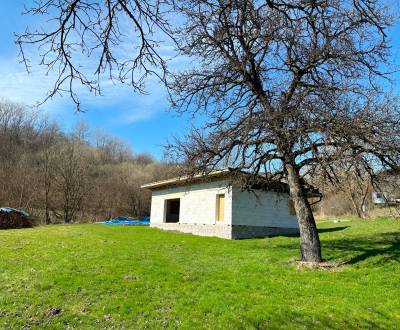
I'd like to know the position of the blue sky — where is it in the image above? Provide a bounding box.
[0,0,192,158]
[0,1,399,159]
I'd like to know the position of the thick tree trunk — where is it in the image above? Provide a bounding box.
[286,163,322,262]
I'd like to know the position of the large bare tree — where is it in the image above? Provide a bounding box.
[17,0,399,261]
[166,0,400,262]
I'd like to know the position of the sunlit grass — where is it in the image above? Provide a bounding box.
[0,218,399,329]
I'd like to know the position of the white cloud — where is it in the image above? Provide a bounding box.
[0,9,192,125]
[0,57,52,106]
[0,51,170,123]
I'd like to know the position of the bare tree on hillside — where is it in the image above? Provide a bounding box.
[39,123,61,224]
[0,101,43,208]
[166,1,400,262]
[336,168,373,219]
[0,100,171,222]
[309,162,373,219]
[94,129,134,163]
[53,141,94,223]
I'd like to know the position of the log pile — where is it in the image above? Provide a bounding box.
[0,210,34,229]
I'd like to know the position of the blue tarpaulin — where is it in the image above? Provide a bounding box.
[0,207,30,217]
[102,216,150,226]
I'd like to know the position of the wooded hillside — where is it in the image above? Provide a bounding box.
[0,101,174,223]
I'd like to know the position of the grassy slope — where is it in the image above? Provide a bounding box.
[0,218,399,329]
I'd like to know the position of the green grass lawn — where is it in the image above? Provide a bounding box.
[0,218,399,329]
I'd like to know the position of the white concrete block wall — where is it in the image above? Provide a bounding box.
[150,179,232,225]
[231,187,298,228]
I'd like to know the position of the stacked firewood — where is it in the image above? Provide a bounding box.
[0,211,34,229]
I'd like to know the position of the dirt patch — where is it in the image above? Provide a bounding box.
[45,308,63,317]
[294,260,345,271]
[123,274,138,281]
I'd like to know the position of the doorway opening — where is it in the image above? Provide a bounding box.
[165,199,180,223]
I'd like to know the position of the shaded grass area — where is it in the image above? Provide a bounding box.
[0,218,399,329]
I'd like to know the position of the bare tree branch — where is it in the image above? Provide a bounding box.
[166,0,399,262]
[16,0,174,110]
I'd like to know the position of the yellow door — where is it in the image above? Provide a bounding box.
[288,199,296,215]
[217,194,225,221]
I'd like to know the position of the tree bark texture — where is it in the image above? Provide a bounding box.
[286,163,322,262]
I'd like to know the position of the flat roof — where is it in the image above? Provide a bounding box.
[140,168,232,190]
[141,168,322,198]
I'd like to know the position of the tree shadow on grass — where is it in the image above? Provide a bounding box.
[268,226,350,239]
[318,226,350,233]
[323,231,400,265]
[271,228,400,266]
[250,307,393,330]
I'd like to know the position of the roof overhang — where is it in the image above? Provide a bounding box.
[140,168,232,190]
[141,167,322,198]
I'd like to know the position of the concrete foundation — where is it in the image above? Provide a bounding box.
[150,223,299,239]
[151,223,232,239]
[231,225,299,239]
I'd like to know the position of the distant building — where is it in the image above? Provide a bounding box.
[371,191,390,205]
[372,170,400,205]
[141,169,301,239]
